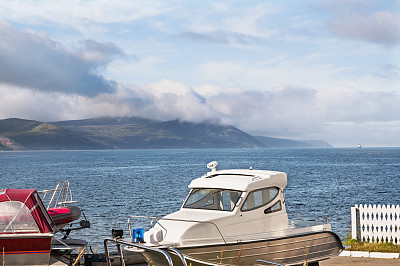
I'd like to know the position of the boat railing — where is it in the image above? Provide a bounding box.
[39,180,76,209]
[104,238,282,266]
[104,238,188,266]
[167,247,188,266]
[288,214,329,225]
[127,215,227,244]
[255,259,285,266]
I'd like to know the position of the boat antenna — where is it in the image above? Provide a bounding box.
[207,161,218,172]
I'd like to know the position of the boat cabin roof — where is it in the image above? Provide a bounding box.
[188,169,287,192]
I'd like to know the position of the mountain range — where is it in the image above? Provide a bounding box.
[0,117,332,150]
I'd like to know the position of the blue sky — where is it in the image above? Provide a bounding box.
[0,0,399,147]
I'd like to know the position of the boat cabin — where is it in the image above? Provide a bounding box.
[0,188,54,234]
[0,189,55,265]
[145,162,289,247]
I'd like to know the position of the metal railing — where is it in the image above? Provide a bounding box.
[255,259,285,266]
[104,238,188,266]
[167,248,188,266]
[39,180,76,209]
[127,215,227,244]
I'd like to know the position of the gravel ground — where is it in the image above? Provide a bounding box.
[320,256,400,266]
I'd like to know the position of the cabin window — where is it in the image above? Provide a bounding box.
[0,201,39,233]
[183,189,242,211]
[241,187,279,212]
[264,200,282,214]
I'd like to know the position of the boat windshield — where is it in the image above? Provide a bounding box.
[0,201,39,233]
[183,189,242,211]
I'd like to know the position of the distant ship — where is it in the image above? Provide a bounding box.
[357,144,362,148]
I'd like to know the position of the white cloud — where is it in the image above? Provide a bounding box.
[0,0,175,28]
[179,2,281,46]
[0,21,122,96]
[195,84,243,98]
[0,85,83,121]
[197,60,350,90]
[221,3,278,39]
[329,11,400,46]
[319,0,400,46]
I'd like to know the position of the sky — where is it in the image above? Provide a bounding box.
[0,0,399,147]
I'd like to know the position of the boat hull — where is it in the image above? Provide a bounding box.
[48,205,81,229]
[0,234,53,265]
[141,231,343,266]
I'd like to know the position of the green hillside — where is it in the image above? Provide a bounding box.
[253,136,332,148]
[0,118,106,150]
[0,117,333,150]
[54,117,264,149]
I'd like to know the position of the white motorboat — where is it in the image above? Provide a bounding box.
[114,161,343,266]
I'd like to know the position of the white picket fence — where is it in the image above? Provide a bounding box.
[351,204,400,244]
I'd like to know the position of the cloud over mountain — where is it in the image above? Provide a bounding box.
[1,76,399,146]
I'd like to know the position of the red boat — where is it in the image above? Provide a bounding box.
[40,181,82,229]
[48,206,81,228]
[0,188,55,265]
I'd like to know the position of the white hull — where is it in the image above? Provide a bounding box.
[139,231,342,266]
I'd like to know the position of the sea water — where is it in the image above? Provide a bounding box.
[1,148,399,250]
